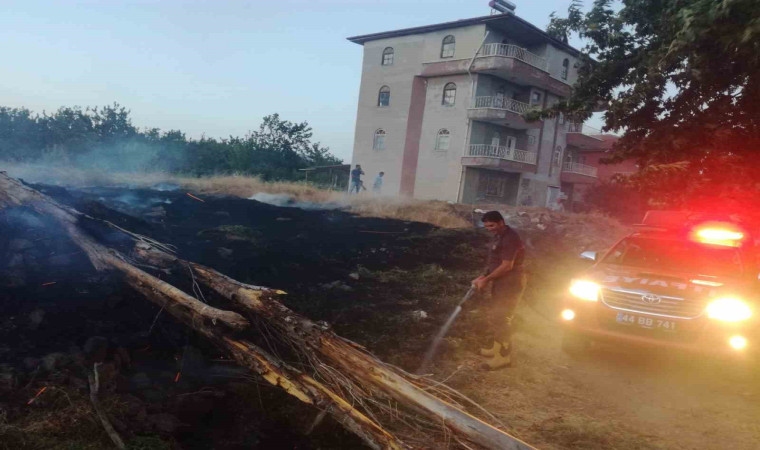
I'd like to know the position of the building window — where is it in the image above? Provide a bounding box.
[483,174,504,197]
[435,129,450,151]
[554,146,563,166]
[442,82,456,106]
[559,113,565,125]
[531,92,542,105]
[528,135,536,145]
[561,58,569,80]
[378,86,390,107]
[441,35,455,58]
[382,47,394,66]
[373,129,386,150]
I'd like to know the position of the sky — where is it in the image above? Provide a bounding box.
[0,0,589,162]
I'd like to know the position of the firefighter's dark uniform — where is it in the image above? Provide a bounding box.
[479,225,526,369]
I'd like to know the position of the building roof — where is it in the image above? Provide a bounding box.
[346,13,581,56]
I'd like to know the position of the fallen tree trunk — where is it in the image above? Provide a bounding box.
[135,244,533,450]
[0,172,533,449]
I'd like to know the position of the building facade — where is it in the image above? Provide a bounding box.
[562,125,638,210]
[348,13,589,207]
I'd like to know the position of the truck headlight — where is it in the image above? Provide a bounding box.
[706,297,752,322]
[569,280,600,302]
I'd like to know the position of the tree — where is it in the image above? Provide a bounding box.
[545,0,760,208]
[0,105,343,181]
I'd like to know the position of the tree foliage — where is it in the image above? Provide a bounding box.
[546,0,760,208]
[0,105,342,182]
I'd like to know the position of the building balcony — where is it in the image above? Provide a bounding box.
[461,144,538,172]
[566,123,605,150]
[479,43,548,71]
[473,44,571,97]
[467,96,541,129]
[561,161,598,184]
[420,44,572,97]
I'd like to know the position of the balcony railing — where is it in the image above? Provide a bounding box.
[471,96,533,114]
[563,161,598,177]
[567,122,602,136]
[468,144,538,164]
[478,43,548,72]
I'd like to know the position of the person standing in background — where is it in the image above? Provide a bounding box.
[373,172,384,194]
[350,165,364,194]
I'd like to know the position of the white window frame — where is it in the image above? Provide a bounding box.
[373,129,386,150]
[382,47,394,66]
[442,82,456,106]
[441,35,455,58]
[378,86,390,107]
[435,129,450,151]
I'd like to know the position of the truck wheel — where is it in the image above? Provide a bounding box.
[562,330,590,356]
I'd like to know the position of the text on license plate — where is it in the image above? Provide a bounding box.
[616,312,677,331]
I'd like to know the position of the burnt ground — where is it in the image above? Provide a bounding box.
[0,183,490,449]
[4,183,760,450]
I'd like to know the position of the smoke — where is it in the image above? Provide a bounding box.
[249,192,346,211]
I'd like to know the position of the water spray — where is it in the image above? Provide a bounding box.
[417,286,476,374]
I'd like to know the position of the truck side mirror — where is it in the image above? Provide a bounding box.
[580,251,597,262]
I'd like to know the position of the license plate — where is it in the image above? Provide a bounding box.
[616,312,677,331]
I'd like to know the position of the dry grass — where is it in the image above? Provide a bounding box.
[1,164,472,228]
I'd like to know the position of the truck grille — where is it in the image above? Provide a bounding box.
[601,288,707,319]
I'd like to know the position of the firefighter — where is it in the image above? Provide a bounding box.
[471,211,526,370]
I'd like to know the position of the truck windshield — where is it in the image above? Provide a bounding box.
[602,237,743,277]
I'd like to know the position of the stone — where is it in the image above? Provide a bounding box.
[411,310,429,320]
[348,272,360,280]
[217,247,233,258]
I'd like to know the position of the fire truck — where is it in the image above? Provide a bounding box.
[561,211,760,356]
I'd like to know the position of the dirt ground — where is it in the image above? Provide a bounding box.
[3,183,760,449]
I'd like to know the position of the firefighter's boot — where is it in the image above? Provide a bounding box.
[479,342,512,370]
[479,340,498,357]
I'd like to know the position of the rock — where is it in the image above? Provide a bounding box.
[147,413,184,434]
[348,272,360,280]
[275,217,292,221]
[411,310,429,320]
[213,211,230,217]
[84,336,109,362]
[217,247,233,258]
[28,308,45,330]
[536,223,547,231]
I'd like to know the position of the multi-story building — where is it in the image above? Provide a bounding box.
[347,11,588,207]
[562,124,638,209]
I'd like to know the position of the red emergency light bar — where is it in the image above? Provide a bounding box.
[690,222,746,247]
